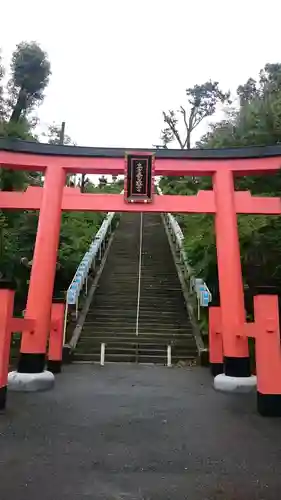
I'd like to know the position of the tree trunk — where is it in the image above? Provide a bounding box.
[9,88,27,123]
[81,174,87,193]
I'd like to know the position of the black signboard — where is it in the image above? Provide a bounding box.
[124,153,154,203]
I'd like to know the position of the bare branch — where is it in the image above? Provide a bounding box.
[159,80,231,149]
[163,111,184,148]
[180,106,190,148]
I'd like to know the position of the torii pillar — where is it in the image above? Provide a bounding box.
[213,168,253,390]
[8,164,66,390]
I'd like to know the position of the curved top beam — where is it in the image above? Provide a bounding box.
[1,137,281,160]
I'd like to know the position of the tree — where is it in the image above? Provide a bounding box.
[160,62,281,334]
[0,42,50,191]
[0,50,5,119]
[160,81,231,149]
[237,63,281,106]
[0,42,50,286]
[45,122,73,145]
[44,123,89,192]
[8,41,51,123]
[237,78,258,104]
[44,122,77,187]
[0,42,108,315]
[98,175,107,188]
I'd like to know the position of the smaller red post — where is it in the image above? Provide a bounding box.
[47,303,65,374]
[254,295,281,416]
[0,288,15,409]
[209,306,224,376]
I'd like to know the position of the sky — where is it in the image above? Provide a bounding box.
[1,0,281,149]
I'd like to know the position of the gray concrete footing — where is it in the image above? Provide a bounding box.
[214,373,257,393]
[8,371,55,392]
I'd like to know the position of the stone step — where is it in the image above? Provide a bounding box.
[75,347,197,357]
[94,291,183,297]
[84,316,189,324]
[94,287,182,293]
[85,309,188,317]
[74,353,196,363]
[99,274,181,280]
[76,346,197,356]
[84,317,188,326]
[91,300,185,307]
[82,324,192,333]
[82,325,192,333]
[78,335,196,344]
[90,305,186,311]
[85,309,187,317]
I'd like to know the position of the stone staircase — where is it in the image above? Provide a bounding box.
[74,212,198,364]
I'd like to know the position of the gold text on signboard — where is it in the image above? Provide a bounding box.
[135,162,144,193]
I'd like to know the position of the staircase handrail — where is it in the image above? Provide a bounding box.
[66,190,123,307]
[66,211,115,306]
[157,185,212,309]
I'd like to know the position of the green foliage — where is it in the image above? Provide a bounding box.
[44,122,74,145]
[8,41,51,123]
[56,182,122,295]
[57,211,103,289]
[237,63,281,104]
[0,50,5,118]
[161,62,281,310]
[0,210,39,307]
[0,181,121,304]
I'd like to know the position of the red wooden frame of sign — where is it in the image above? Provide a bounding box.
[124,152,155,203]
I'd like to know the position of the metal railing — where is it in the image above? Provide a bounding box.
[157,185,212,319]
[63,209,119,342]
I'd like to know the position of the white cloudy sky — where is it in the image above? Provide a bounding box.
[1,0,281,148]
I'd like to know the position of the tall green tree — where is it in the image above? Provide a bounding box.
[0,50,5,119]
[0,42,50,285]
[0,42,50,191]
[160,81,231,149]
[237,63,281,104]
[8,41,51,123]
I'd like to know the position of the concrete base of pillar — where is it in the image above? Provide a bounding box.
[214,373,257,393]
[8,370,55,392]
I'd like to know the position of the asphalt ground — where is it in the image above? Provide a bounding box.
[0,364,281,500]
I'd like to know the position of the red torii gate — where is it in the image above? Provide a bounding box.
[0,139,281,416]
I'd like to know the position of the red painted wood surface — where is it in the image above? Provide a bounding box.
[1,187,281,214]
[214,169,249,359]
[254,295,281,395]
[208,307,223,364]
[48,303,65,362]
[0,290,14,387]
[20,165,66,355]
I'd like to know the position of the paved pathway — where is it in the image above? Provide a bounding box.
[0,364,281,499]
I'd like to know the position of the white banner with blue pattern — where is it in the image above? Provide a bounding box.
[66,211,115,305]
